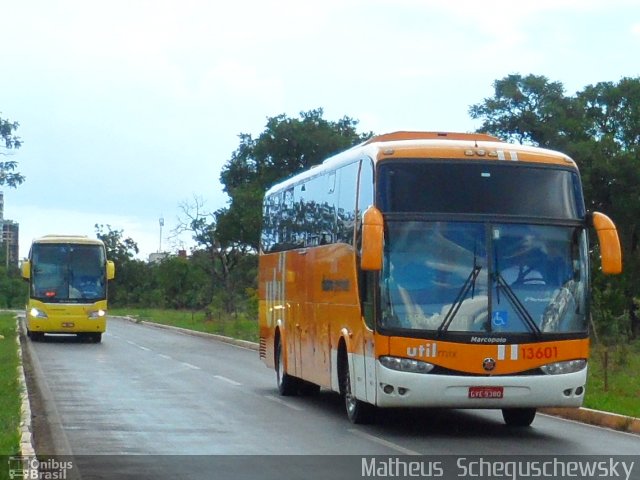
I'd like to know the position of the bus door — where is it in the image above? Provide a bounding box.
[361,324,377,404]
[359,158,377,404]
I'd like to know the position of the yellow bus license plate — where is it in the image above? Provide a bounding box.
[62,322,75,328]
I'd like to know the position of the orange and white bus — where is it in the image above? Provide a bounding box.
[258,132,621,426]
[22,235,115,343]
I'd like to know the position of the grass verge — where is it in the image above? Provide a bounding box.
[109,308,258,343]
[0,313,21,455]
[109,308,639,418]
[585,341,640,418]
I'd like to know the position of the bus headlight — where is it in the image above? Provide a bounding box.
[540,359,587,375]
[29,308,48,319]
[88,309,106,319]
[380,356,435,374]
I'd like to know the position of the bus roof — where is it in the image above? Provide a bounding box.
[31,235,105,246]
[265,131,577,196]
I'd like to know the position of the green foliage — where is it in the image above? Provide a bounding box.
[0,112,25,187]
[95,224,144,307]
[156,255,209,309]
[469,74,578,149]
[0,244,28,308]
[110,307,259,342]
[471,74,640,342]
[219,108,371,250]
[586,341,640,417]
[0,314,20,455]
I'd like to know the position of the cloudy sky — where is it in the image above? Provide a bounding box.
[1,0,639,259]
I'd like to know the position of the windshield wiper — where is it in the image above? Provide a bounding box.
[493,271,542,337]
[492,238,542,337]
[438,260,482,335]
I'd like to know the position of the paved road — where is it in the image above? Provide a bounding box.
[23,317,640,478]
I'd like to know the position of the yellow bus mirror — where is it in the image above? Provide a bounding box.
[107,260,116,280]
[592,212,622,275]
[361,206,384,271]
[21,260,31,280]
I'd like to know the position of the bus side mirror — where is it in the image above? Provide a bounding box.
[107,261,116,280]
[361,206,384,271]
[21,260,31,280]
[592,212,622,275]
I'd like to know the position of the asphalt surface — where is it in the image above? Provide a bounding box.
[22,317,640,479]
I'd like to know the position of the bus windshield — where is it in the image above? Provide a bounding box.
[378,161,584,219]
[31,244,107,303]
[380,221,589,335]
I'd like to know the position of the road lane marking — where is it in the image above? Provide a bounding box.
[125,340,151,352]
[158,354,172,360]
[213,375,242,386]
[347,429,421,455]
[181,362,201,370]
[264,395,305,411]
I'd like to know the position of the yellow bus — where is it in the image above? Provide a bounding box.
[258,131,622,426]
[22,235,115,343]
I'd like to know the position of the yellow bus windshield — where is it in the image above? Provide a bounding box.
[31,244,107,303]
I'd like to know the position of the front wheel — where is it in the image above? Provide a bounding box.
[340,352,375,424]
[29,331,44,342]
[275,338,299,396]
[502,408,536,427]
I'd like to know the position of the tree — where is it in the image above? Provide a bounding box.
[174,196,250,314]
[0,112,25,187]
[156,255,209,310]
[469,74,579,149]
[576,78,640,338]
[219,108,372,250]
[95,224,141,306]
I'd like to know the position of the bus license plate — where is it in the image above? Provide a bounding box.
[469,386,503,399]
[62,322,74,328]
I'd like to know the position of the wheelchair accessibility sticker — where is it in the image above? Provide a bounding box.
[492,310,509,328]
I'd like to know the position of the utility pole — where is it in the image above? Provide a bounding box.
[159,217,164,253]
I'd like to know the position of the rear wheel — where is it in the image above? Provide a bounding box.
[275,337,299,396]
[502,408,536,427]
[339,349,375,424]
[92,333,102,343]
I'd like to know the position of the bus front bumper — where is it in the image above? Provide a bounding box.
[27,316,106,334]
[375,362,586,409]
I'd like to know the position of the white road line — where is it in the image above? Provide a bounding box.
[264,395,305,412]
[181,362,201,370]
[125,340,150,352]
[347,429,422,456]
[158,354,172,360]
[213,375,242,386]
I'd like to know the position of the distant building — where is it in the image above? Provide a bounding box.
[148,252,169,264]
[0,192,20,269]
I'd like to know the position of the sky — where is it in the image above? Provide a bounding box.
[1,0,639,260]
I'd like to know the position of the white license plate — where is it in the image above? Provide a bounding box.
[468,386,504,399]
